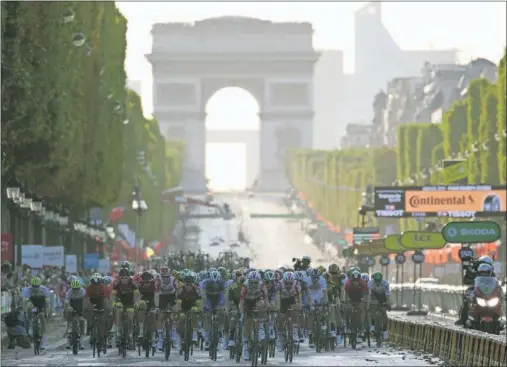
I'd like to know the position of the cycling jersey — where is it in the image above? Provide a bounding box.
[65,288,86,313]
[344,279,368,302]
[22,286,50,310]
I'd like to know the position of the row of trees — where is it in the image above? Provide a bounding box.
[286,50,506,232]
[1,2,184,239]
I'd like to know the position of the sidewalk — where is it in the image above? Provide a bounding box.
[1,315,69,357]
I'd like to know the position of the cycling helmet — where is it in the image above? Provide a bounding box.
[208,267,217,273]
[102,276,111,286]
[328,263,339,274]
[217,267,227,277]
[351,271,361,280]
[209,270,221,282]
[318,265,326,274]
[93,272,101,278]
[372,272,383,281]
[361,273,370,282]
[142,270,153,280]
[478,255,493,266]
[310,268,320,278]
[247,271,261,282]
[477,263,493,275]
[264,270,276,282]
[183,272,196,284]
[31,277,41,287]
[294,270,305,282]
[121,261,130,269]
[338,272,347,281]
[160,266,169,275]
[90,275,101,285]
[71,279,81,289]
[283,272,295,282]
[302,256,311,262]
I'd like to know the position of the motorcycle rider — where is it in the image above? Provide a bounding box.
[456,255,495,325]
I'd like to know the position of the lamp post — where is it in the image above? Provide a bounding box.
[132,181,148,269]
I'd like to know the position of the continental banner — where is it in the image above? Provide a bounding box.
[384,234,406,252]
[400,231,447,250]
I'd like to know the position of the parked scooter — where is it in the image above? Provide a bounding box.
[466,276,502,334]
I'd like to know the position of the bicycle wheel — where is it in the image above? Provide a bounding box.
[33,318,40,356]
[375,312,382,348]
[72,319,79,355]
[164,320,172,361]
[92,323,96,357]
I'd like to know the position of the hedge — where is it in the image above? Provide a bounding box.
[286,49,506,232]
[1,2,184,235]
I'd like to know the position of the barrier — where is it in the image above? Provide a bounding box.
[388,314,507,366]
[390,283,507,314]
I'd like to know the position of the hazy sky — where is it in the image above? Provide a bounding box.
[117,1,506,115]
[116,1,506,190]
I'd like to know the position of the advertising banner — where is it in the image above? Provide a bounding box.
[352,227,380,245]
[441,221,501,243]
[98,258,110,275]
[384,234,406,252]
[374,185,506,218]
[1,233,13,262]
[400,231,447,249]
[42,246,65,267]
[367,238,391,255]
[21,245,44,268]
[65,255,77,273]
[83,253,100,270]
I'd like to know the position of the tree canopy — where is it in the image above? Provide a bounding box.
[286,50,506,233]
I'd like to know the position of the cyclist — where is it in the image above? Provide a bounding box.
[368,271,391,341]
[276,271,302,352]
[21,277,50,350]
[64,278,86,350]
[84,274,111,337]
[225,272,245,350]
[111,267,140,346]
[239,270,267,361]
[156,266,178,350]
[263,270,280,342]
[176,271,201,349]
[344,271,368,342]
[200,269,226,351]
[323,271,340,343]
[305,268,328,348]
[137,270,159,349]
[327,263,343,344]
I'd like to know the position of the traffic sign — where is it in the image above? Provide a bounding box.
[367,257,376,267]
[458,247,475,261]
[395,253,406,265]
[380,255,390,266]
[385,234,405,251]
[441,221,501,243]
[400,231,446,249]
[412,251,425,264]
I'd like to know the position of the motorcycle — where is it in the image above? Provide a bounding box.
[466,276,502,334]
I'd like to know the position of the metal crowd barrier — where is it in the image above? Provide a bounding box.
[390,283,507,315]
[388,314,507,366]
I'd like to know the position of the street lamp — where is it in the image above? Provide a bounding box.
[63,9,75,23]
[132,182,148,268]
[72,33,86,47]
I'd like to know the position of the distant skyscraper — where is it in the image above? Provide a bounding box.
[128,80,142,96]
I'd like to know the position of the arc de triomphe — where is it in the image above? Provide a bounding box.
[146,16,319,193]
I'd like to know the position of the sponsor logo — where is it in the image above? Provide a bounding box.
[408,194,473,208]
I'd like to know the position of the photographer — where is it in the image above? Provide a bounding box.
[456,255,496,325]
[292,256,311,272]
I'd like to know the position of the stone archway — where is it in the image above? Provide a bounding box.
[147,16,319,192]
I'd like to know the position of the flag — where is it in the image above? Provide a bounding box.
[109,206,126,221]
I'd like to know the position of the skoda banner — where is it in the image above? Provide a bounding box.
[400,231,447,249]
[441,221,501,243]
